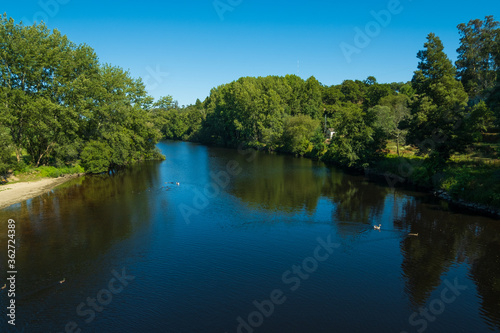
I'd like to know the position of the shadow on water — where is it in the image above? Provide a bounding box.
[222,147,500,331]
[0,162,163,330]
[227,152,327,214]
[1,141,500,332]
[395,190,500,330]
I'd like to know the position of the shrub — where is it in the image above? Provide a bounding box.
[81,141,113,174]
[37,164,85,178]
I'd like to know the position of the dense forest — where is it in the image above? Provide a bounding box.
[0,14,499,206]
[153,16,499,167]
[0,14,163,175]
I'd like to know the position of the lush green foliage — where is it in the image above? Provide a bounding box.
[323,103,383,167]
[376,94,411,156]
[441,164,500,207]
[0,15,162,174]
[165,75,400,166]
[456,16,500,127]
[2,12,498,196]
[201,75,322,150]
[154,17,498,169]
[409,33,470,162]
[151,98,205,142]
[150,15,499,211]
[0,125,13,177]
[456,16,499,101]
[37,164,85,178]
[280,114,320,156]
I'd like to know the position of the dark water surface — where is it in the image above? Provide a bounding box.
[1,141,500,333]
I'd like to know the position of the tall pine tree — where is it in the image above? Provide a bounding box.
[456,16,499,102]
[409,33,470,162]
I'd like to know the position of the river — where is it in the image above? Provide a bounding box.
[1,140,499,332]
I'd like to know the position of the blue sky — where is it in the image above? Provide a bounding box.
[4,0,499,105]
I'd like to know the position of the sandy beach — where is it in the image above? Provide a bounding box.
[0,176,80,210]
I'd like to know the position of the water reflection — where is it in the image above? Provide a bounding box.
[467,224,500,329]
[220,147,500,331]
[325,170,392,242]
[0,142,499,332]
[228,152,327,213]
[398,197,500,330]
[0,163,161,330]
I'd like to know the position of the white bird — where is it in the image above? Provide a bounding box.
[373,224,381,230]
[176,182,180,186]
[59,278,66,284]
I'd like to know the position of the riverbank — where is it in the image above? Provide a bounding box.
[0,175,82,210]
[190,140,500,218]
[363,155,500,218]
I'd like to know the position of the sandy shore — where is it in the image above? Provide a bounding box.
[0,175,80,210]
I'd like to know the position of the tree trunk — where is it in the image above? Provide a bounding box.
[35,143,55,167]
[15,148,21,163]
[396,135,400,156]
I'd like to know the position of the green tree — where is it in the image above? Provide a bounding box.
[399,83,416,98]
[456,16,499,101]
[365,81,394,108]
[322,85,344,106]
[340,80,365,104]
[487,27,500,125]
[466,101,495,141]
[377,94,411,155]
[80,140,112,174]
[83,64,161,170]
[0,125,13,178]
[0,15,91,165]
[300,76,323,119]
[0,15,163,173]
[280,114,320,156]
[324,102,383,167]
[153,95,175,110]
[409,33,470,161]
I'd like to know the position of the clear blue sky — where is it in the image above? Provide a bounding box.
[4,0,499,105]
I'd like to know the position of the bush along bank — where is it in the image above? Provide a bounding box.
[366,155,500,217]
[147,15,500,217]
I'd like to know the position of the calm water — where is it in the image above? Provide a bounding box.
[1,141,500,333]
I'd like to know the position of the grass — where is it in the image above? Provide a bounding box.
[372,154,434,187]
[441,163,500,208]
[37,165,85,178]
[8,163,85,184]
[373,140,500,209]
[384,142,418,157]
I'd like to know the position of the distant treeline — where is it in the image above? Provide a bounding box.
[0,14,163,175]
[153,15,499,168]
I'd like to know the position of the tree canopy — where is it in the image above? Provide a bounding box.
[159,16,498,168]
[1,14,498,176]
[0,15,163,174]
